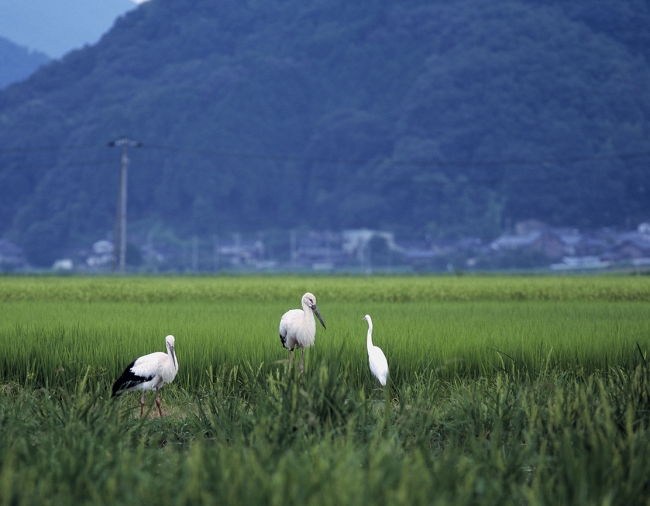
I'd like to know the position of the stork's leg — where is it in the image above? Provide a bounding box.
[299,348,305,374]
[155,388,163,417]
[288,349,293,368]
[140,390,146,417]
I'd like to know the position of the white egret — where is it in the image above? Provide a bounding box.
[363,315,388,386]
[111,334,178,417]
[279,292,326,372]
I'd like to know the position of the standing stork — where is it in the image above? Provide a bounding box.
[279,292,326,373]
[363,315,388,386]
[112,334,178,417]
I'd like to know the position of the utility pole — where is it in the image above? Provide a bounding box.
[109,136,141,273]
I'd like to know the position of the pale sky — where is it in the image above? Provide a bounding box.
[0,0,144,58]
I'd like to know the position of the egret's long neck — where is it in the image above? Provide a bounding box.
[366,323,374,352]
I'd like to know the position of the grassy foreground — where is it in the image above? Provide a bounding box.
[1,275,650,505]
[2,361,650,505]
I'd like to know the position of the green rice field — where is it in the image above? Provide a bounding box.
[1,275,649,388]
[1,275,650,505]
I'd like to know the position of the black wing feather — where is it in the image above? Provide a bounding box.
[111,359,155,397]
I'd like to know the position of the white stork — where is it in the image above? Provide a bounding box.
[111,334,178,417]
[363,315,388,386]
[279,292,326,373]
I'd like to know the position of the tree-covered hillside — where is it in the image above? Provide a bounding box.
[1,0,649,265]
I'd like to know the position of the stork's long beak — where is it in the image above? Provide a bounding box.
[312,305,326,329]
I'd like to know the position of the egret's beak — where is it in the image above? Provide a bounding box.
[312,305,326,329]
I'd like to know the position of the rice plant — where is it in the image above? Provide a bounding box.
[1,274,649,303]
[2,358,650,505]
[1,297,649,391]
[1,276,650,505]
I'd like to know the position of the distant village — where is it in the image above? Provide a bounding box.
[2,219,650,274]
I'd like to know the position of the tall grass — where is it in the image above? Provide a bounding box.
[2,276,650,504]
[1,358,650,505]
[1,298,649,391]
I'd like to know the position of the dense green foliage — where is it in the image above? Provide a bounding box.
[0,0,649,264]
[2,359,650,504]
[1,276,650,504]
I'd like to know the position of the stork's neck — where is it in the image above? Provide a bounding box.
[302,300,314,323]
[168,345,178,371]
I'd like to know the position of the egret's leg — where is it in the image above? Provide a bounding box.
[299,348,305,374]
[155,388,163,417]
[140,391,146,417]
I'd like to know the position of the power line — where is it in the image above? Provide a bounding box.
[0,159,640,187]
[0,142,647,192]
[0,160,114,170]
[1,142,649,168]
[0,144,102,153]
[141,143,650,168]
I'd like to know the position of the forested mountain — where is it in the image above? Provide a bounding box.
[0,37,49,89]
[1,0,649,265]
